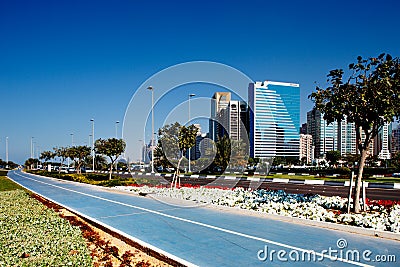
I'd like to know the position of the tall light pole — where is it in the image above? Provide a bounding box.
[188,93,195,173]
[147,86,155,173]
[115,120,120,171]
[5,137,9,169]
[30,137,34,159]
[115,121,120,139]
[138,139,144,164]
[71,133,74,146]
[90,119,95,172]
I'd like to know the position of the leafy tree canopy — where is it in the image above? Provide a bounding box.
[309,53,400,212]
[95,138,126,179]
[325,150,341,167]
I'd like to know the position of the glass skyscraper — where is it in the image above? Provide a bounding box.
[307,108,338,158]
[248,81,300,158]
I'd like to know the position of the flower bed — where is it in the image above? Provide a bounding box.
[115,185,400,233]
[0,190,92,266]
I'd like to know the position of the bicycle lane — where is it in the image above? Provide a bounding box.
[7,170,400,267]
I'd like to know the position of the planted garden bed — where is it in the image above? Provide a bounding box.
[0,190,92,266]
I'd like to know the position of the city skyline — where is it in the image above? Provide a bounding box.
[1,0,400,164]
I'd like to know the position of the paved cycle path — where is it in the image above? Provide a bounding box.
[7,170,400,266]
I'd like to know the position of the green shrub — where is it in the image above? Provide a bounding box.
[85,173,110,181]
[70,174,89,183]
[99,179,123,187]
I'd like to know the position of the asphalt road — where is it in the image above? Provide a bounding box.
[7,170,400,267]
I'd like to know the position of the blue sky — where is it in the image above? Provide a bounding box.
[1,0,400,164]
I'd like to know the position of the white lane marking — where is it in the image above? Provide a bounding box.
[13,171,372,267]
[97,207,184,219]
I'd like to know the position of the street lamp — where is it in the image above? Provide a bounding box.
[70,133,74,146]
[30,137,34,159]
[147,86,155,173]
[115,121,120,139]
[115,120,120,171]
[90,119,95,172]
[5,137,8,169]
[188,93,195,173]
[138,139,144,164]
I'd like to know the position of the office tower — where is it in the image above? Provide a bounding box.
[210,92,248,142]
[376,122,391,160]
[392,126,400,154]
[299,134,313,164]
[248,81,300,158]
[300,123,307,135]
[338,117,357,157]
[210,92,231,141]
[307,108,338,158]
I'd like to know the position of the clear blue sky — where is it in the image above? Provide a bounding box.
[1,0,399,164]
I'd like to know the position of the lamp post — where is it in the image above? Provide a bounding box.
[71,133,74,146]
[30,137,34,159]
[5,137,8,169]
[147,86,155,173]
[90,119,95,172]
[188,93,195,173]
[138,139,144,164]
[115,121,120,139]
[115,121,120,171]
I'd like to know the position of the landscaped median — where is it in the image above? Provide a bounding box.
[115,185,400,234]
[0,189,92,266]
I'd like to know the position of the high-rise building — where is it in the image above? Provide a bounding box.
[248,81,300,158]
[300,123,307,134]
[392,126,400,155]
[210,92,231,141]
[307,108,338,158]
[210,92,248,143]
[376,122,391,160]
[338,117,357,157]
[299,134,313,164]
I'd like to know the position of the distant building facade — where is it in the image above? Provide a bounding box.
[248,81,300,158]
[307,108,338,158]
[210,92,231,142]
[392,126,400,155]
[376,122,391,160]
[210,92,248,142]
[299,134,313,164]
[338,117,357,157]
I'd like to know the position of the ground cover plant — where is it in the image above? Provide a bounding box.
[0,190,93,266]
[1,173,164,266]
[32,194,151,267]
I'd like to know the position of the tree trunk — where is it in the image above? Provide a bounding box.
[109,163,113,180]
[76,162,81,174]
[172,156,184,188]
[353,149,368,213]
